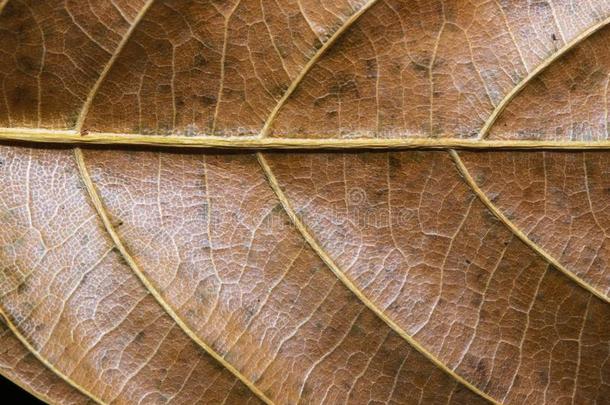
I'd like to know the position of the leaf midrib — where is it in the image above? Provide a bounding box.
[6,128,610,149]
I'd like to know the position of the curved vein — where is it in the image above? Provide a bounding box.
[450,149,609,304]
[259,0,381,137]
[478,15,610,139]
[0,327,75,405]
[71,6,272,403]
[256,152,499,405]
[0,0,8,16]
[0,308,103,404]
[73,148,273,405]
[0,371,56,405]
[75,0,157,132]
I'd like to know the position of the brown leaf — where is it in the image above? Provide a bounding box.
[0,319,93,404]
[488,30,610,141]
[0,1,608,404]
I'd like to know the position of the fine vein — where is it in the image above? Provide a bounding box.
[0,371,56,405]
[75,0,157,132]
[257,153,500,405]
[450,150,609,304]
[72,2,274,401]
[259,0,381,137]
[0,308,103,404]
[478,15,610,139]
[73,149,274,405]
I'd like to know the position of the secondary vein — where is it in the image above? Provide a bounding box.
[450,149,609,304]
[257,152,500,405]
[73,148,274,405]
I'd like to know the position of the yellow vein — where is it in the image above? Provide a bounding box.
[259,0,381,137]
[0,327,81,405]
[256,153,500,405]
[0,0,9,16]
[73,149,274,405]
[450,150,609,304]
[0,308,104,404]
[478,15,610,139]
[8,128,610,150]
[75,0,157,132]
[72,4,273,399]
[211,1,241,134]
[0,371,57,405]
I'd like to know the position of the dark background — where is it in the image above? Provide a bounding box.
[0,375,44,403]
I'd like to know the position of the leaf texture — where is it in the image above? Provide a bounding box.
[0,147,260,404]
[267,0,610,139]
[0,319,93,404]
[487,29,610,141]
[0,0,609,404]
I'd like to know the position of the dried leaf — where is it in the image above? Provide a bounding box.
[0,1,608,404]
[0,319,93,404]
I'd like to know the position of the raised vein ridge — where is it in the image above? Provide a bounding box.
[450,150,609,304]
[257,152,500,405]
[74,149,274,405]
[259,0,382,137]
[75,0,157,132]
[0,308,103,404]
[3,128,610,149]
[478,16,610,139]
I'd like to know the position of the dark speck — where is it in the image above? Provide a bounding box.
[389,155,402,171]
[17,280,28,294]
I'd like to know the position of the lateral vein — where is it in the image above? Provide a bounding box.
[450,150,609,304]
[478,15,610,139]
[75,0,157,132]
[259,0,381,137]
[0,307,104,404]
[73,148,274,405]
[257,152,500,405]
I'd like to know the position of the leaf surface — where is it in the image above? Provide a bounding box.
[0,1,609,404]
[0,319,92,404]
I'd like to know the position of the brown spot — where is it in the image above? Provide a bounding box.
[389,155,402,171]
[16,56,39,74]
[17,280,29,294]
